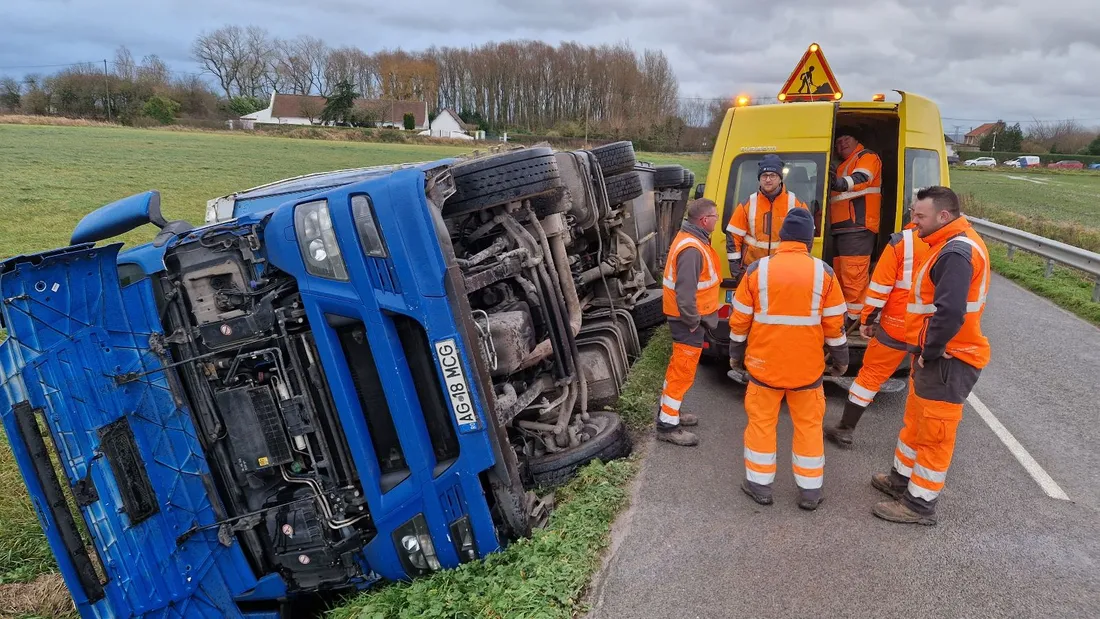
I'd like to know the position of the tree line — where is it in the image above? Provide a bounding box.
[0,24,706,148]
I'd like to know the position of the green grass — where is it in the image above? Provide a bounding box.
[951,167,1100,238]
[0,124,474,259]
[986,241,1100,326]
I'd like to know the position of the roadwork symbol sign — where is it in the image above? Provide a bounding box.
[778,43,842,102]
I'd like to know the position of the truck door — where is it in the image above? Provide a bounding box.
[705,102,838,281]
[0,244,261,618]
[897,91,949,229]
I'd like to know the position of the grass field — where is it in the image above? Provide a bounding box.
[949,167,1100,228]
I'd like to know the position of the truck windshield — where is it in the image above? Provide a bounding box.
[722,153,828,238]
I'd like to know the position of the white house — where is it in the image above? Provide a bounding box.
[240,92,429,130]
[419,108,483,140]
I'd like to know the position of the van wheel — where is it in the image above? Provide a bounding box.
[590,141,637,176]
[445,147,564,216]
[605,171,643,205]
[654,165,686,188]
[526,411,632,489]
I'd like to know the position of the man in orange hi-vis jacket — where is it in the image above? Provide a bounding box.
[657,198,722,447]
[728,207,849,510]
[725,154,810,285]
[871,186,990,526]
[824,221,930,449]
[829,133,883,326]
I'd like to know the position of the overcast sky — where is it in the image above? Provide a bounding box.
[2,0,1098,134]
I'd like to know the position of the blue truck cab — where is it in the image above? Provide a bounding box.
[0,143,694,617]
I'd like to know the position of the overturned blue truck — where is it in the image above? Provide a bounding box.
[0,142,695,617]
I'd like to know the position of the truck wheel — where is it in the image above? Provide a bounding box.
[680,170,696,190]
[445,147,563,216]
[527,411,632,489]
[605,171,643,205]
[590,141,637,176]
[629,292,665,330]
[654,165,686,188]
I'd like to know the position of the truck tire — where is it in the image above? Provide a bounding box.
[445,147,563,216]
[527,411,632,488]
[629,292,666,330]
[590,141,637,176]
[654,165,686,188]
[681,170,696,189]
[605,171,643,205]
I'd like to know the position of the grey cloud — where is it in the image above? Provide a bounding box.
[1,0,1098,126]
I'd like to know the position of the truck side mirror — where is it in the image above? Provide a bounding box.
[694,183,705,200]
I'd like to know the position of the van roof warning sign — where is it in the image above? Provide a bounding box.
[778,43,842,103]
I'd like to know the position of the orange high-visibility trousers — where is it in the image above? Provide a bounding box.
[892,369,964,513]
[833,255,871,319]
[658,342,703,426]
[743,382,826,492]
[847,336,908,407]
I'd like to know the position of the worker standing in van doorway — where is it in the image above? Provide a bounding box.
[725,154,810,286]
[829,133,883,327]
[657,198,723,447]
[824,221,930,448]
[728,208,849,510]
[871,186,990,526]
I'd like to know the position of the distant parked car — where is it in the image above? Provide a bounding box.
[1088,163,1100,170]
[1016,155,1041,168]
[1002,157,1021,168]
[1048,160,1084,169]
[964,157,997,167]
[947,153,960,164]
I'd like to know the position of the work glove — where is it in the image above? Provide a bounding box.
[859,323,876,339]
[728,261,743,284]
[831,176,848,192]
[827,361,848,377]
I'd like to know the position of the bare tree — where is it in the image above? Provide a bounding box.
[114,46,137,81]
[0,75,21,112]
[192,25,248,98]
[277,35,329,95]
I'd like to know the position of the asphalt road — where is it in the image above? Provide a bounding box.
[585,273,1100,619]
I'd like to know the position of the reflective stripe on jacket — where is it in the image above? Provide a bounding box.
[861,224,931,342]
[725,188,809,265]
[663,227,722,321]
[829,145,883,234]
[904,217,991,369]
[728,241,849,389]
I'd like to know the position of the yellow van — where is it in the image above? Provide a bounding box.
[695,91,951,369]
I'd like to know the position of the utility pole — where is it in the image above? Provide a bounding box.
[103,59,112,122]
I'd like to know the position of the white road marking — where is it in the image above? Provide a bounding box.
[1001,174,1047,185]
[967,392,1071,501]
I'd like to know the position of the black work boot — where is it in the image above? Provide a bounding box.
[825,401,867,449]
[678,412,698,427]
[871,472,908,500]
[741,479,773,505]
[872,499,937,526]
[798,488,824,511]
[656,424,698,447]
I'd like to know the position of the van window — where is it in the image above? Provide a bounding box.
[723,153,828,238]
[903,148,941,225]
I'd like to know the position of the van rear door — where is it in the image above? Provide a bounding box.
[705,101,837,284]
[897,91,948,228]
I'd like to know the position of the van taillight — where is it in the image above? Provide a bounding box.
[718,304,732,320]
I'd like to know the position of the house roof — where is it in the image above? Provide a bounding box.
[269,94,427,126]
[965,122,1003,139]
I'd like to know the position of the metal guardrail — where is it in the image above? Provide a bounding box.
[968,216,1100,303]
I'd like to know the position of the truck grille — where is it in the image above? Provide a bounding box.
[392,315,461,476]
[366,257,400,294]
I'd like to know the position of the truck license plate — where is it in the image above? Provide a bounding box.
[434,338,480,432]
